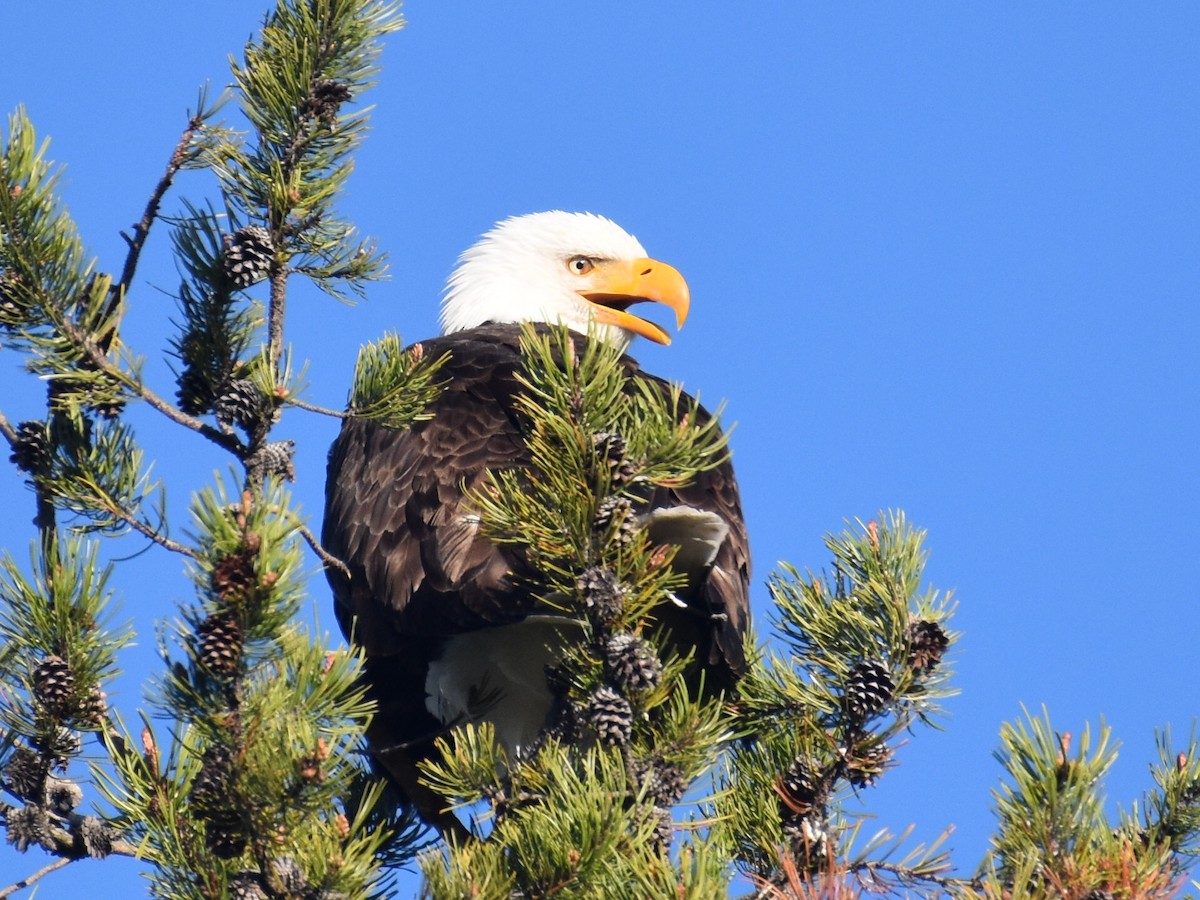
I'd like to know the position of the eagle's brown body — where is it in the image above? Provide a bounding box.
[322,323,749,820]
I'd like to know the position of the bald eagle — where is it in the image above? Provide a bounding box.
[322,212,750,828]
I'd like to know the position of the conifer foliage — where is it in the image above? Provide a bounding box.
[2,3,1199,898]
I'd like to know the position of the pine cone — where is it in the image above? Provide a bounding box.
[257,440,295,482]
[641,759,689,807]
[85,376,126,420]
[78,815,116,859]
[77,685,109,728]
[906,619,949,673]
[9,420,52,476]
[44,775,83,815]
[303,79,353,121]
[584,686,633,747]
[89,398,126,420]
[204,807,247,859]
[603,633,662,694]
[846,742,892,788]
[779,758,823,814]
[645,805,673,851]
[176,365,215,416]
[783,815,828,871]
[592,431,637,486]
[1180,781,1200,807]
[35,727,81,769]
[593,495,638,545]
[32,655,76,714]
[211,547,259,606]
[2,747,47,801]
[843,659,895,721]
[270,856,307,893]
[229,874,269,900]
[190,743,236,809]
[214,378,269,432]
[222,226,274,289]
[576,566,626,623]
[542,694,582,745]
[5,804,52,853]
[197,614,244,679]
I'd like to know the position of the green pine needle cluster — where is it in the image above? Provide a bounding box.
[963,708,1200,898]
[0,537,130,857]
[419,728,732,899]
[0,107,98,340]
[92,478,392,898]
[0,538,128,740]
[715,513,959,893]
[0,108,146,425]
[347,331,449,428]
[39,410,159,536]
[169,198,264,421]
[472,324,726,602]
[211,0,398,300]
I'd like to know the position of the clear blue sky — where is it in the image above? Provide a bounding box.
[1,2,1198,896]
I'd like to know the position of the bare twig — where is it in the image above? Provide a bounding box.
[284,396,348,418]
[741,852,978,900]
[0,856,73,898]
[267,266,287,378]
[0,409,18,447]
[850,860,978,893]
[112,114,204,311]
[100,497,196,558]
[297,521,349,579]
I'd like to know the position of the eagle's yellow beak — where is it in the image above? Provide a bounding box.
[580,257,690,345]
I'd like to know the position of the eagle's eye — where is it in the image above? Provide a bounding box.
[566,256,594,276]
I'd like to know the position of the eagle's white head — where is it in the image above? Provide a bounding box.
[440,211,690,349]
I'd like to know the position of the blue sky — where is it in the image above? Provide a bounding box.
[1,2,1198,895]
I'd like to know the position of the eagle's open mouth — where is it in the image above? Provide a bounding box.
[582,294,644,313]
[581,292,672,344]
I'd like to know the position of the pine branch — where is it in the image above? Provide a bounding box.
[282,395,348,418]
[2,5,410,895]
[0,800,138,861]
[113,99,220,313]
[0,855,72,898]
[346,333,447,427]
[267,265,287,380]
[53,315,245,456]
[970,708,1200,897]
[295,521,348,579]
[96,499,195,558]
[848,859,975,894]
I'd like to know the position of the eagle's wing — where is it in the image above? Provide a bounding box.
[662,452,751,679]
[323,326,537,658]
[634,372,751,684]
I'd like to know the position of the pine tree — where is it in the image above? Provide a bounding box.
[0,3,419,897]
[2,4,1199,899]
